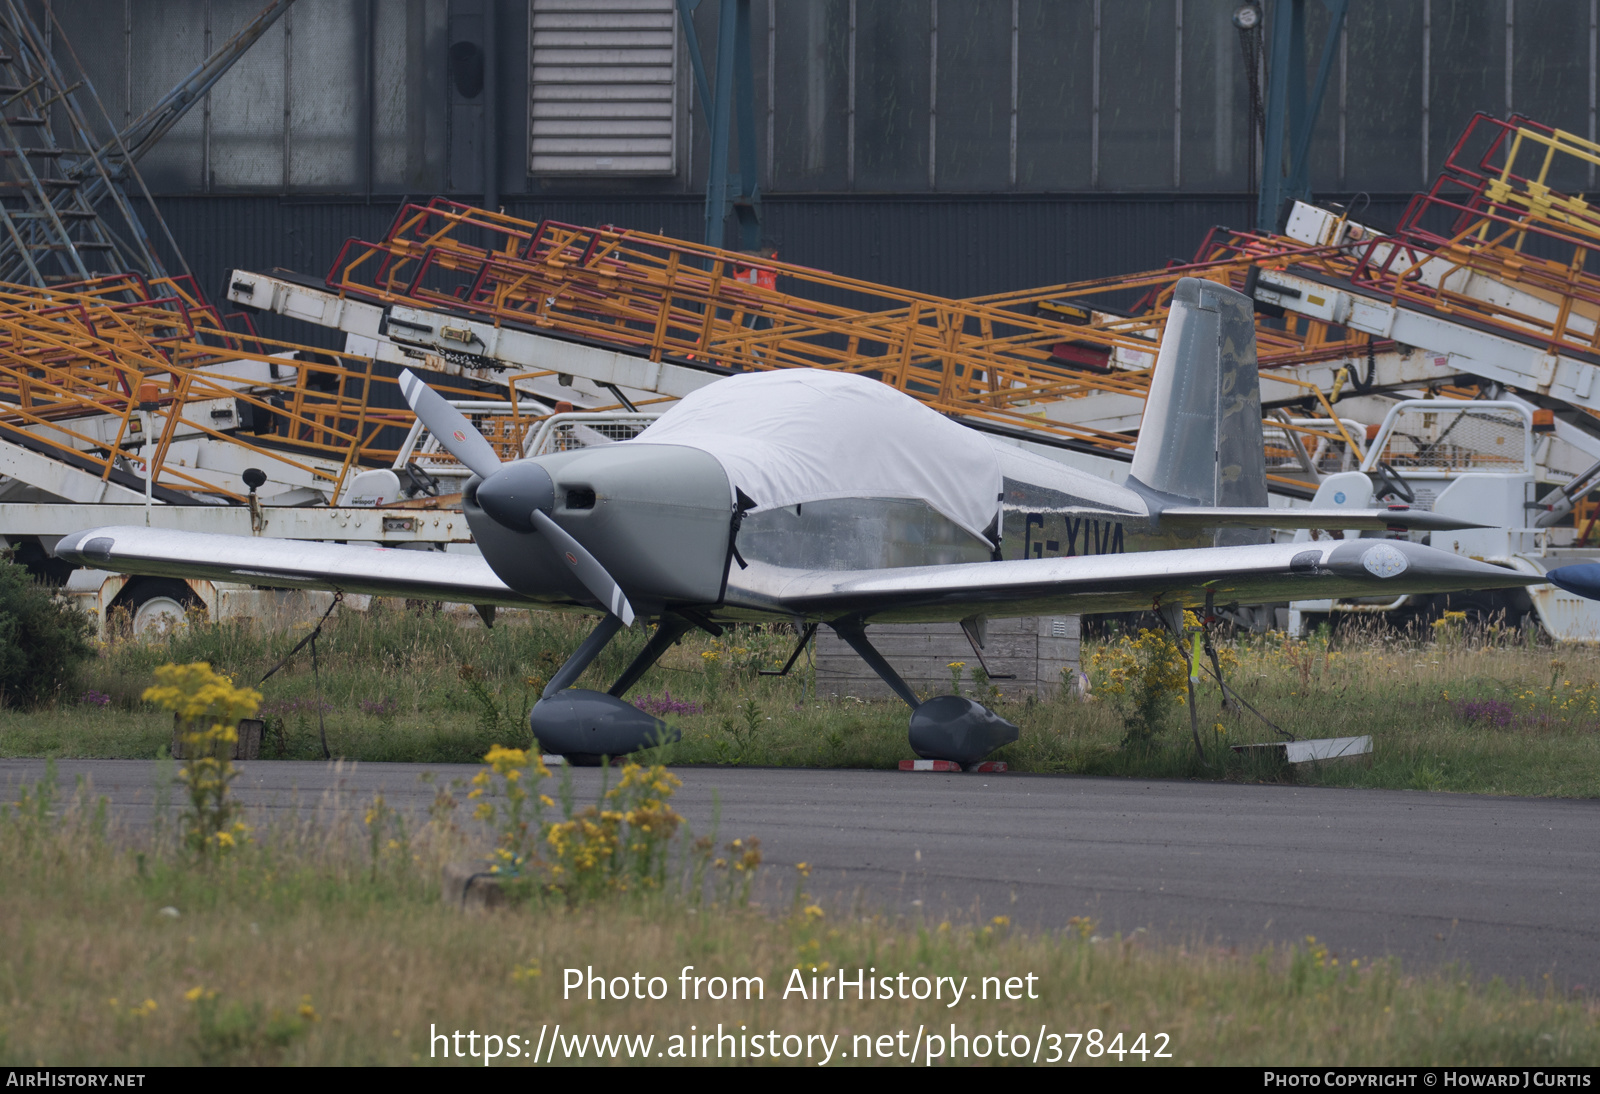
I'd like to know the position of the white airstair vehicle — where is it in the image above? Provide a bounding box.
[1288,400,1600,640]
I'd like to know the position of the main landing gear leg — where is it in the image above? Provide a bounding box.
[531,613,681,765]
[829,617,1018,766]
[830,617,921,708]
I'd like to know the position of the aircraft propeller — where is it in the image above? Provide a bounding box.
[397,369,636,626]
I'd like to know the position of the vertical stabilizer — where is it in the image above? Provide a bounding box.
[1127,277,1266,541]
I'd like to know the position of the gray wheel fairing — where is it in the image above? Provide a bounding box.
[908,696,1020,765]
[530,689,678,758]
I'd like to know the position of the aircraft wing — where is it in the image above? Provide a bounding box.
[762,538,1542,623]
[56,525,1551,628]
[1156,507,1486,532]
[54,526,540,608]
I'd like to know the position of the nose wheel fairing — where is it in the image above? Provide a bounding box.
[530,689,678,764]
[528,611,696,761]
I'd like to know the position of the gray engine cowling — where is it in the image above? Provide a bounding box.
[467,443,735,613]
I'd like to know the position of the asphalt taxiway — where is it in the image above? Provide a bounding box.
[4,759,1595,986]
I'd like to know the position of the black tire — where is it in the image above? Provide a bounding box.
[110,578,204,638]
[562,754,626,767]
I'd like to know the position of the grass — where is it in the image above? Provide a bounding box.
[3,764,1598,1067]
[4,603,1600,797]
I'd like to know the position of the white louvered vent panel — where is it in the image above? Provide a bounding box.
[529,0,677,176]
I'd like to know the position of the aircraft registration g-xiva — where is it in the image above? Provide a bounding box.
[54,279,1600,765]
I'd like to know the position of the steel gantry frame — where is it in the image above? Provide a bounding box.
[311,197,1384,491]
[218,113,1600,504]
[0,273,537,506]
[0,0,295,288]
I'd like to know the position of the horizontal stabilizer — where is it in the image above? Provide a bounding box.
[1157,507,1488,532]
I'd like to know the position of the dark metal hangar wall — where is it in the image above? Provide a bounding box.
[49,0,1599,304]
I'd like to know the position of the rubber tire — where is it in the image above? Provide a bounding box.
[114,578,203,638]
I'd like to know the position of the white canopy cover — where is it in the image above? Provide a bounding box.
[632,369,1003,541]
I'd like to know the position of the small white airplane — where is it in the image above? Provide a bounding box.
[56,279,1580,764]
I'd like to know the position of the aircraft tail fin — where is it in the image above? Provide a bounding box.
[1127,277,1266,541]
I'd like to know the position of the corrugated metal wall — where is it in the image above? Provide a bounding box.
[148,192,1416,337]
[59,0,1573,323]
[59,1,1599,202]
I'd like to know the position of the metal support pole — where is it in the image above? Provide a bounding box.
[766,0,774,187]
[1090,0,1100,187]
[1159,603,1207,763]
[1173,0,1182,189]
[1283,0,1347,210]
[1257,0,1298,228]
[1505,0,1514,118]
[1008,0,1017,186]
[847,0,856,186]
[366,0,375,198]
[928,0,937,191]
[1257,0,1349,230]
[678,0,759,250]
[701,0,737,247]
[731,0,760,248]
[1337,20,1346,187]
[1422,0,1431,185]
[482,0,498,211]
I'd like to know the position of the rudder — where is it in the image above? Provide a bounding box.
[1126,277,1266,542]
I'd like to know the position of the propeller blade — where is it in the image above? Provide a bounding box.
[397,369,502,480]
[399,369,634,624]
[530,508,636,627]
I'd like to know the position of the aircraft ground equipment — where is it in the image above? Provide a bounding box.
[210,116,1600,515]
[0,276,513,508]
[1288,399,1600,641]
[312,200,1391,495]
[0,273,559,633]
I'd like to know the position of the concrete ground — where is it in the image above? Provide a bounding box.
[5,758,1598,987]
